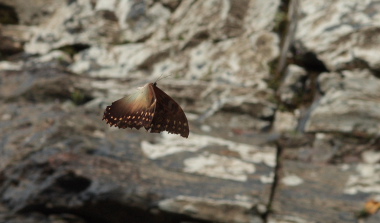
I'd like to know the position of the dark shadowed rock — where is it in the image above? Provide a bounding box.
[0,107,274,223]
[0,66,93,104]
[277,64,307,106]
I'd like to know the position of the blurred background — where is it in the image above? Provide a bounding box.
[1,0,380,222]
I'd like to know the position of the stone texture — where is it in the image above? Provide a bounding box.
[270,136,380,222]
[277,64,307,105]
[273,111,300,132]
[0,64,275,223]
[0,101,274,223]
[269,160,365,223]
[295,0,380,71]
[0,0,63,25]
[1,0,380,222]
[305,70,380,136]
[22,0,120,54]
[118,1,171,42]
[159,196,263,223]
[0,25,31,58]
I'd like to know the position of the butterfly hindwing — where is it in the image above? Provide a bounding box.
[148,83,189,138]
[103,83,156,130]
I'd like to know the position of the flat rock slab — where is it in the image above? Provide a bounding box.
[0,102,276,223]
[305,70,380,135]
[0,143,272,223]
[269,159,376,223]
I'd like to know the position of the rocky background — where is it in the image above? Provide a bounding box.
[0,0,380,222]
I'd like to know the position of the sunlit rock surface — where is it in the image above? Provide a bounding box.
[1,0,380,223]
[305,70,380,135]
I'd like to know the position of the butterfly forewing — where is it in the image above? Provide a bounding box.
[103,84,156,130]
[148,84,189,138]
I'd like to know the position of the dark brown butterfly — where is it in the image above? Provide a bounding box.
[103,82,189,138]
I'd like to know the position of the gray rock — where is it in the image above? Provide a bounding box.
[119,2,171,42]
[2,0,380,222]
[159,196,263,223]
[0,24,31,57]
[0,65,275,223]
[169,0,280,42]
[0,67,91,103]
[269,160,364,223]
[273,111,299,132]
[0,0,63,25]
[70,43,172,78]
[0,109,275,223]
[305,70,380,135]
[22,0,120,54]
[295,0,380,71]
[277,64,307,105]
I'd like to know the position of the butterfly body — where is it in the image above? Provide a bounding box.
[103,82,189,138]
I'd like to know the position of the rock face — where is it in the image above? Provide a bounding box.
[295,0,380,71]
[0,0,380,223]
[305,70,380,135]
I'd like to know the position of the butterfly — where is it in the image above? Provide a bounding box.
[103,82,189,138]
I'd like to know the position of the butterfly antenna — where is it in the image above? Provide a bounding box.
[155,73,174,83]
